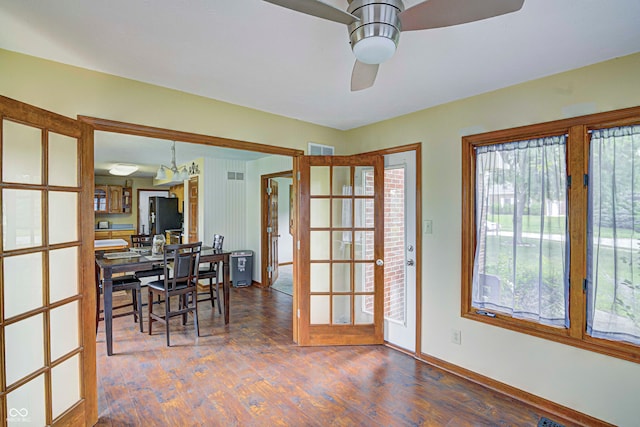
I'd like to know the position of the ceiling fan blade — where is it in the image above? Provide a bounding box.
[263,0,358,25]
[351,61,379,92]
[399,0,524,31]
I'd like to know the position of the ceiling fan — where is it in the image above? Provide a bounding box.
[263,0,525,91]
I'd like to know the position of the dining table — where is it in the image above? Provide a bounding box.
[95,246,231,356]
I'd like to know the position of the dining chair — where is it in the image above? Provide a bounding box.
[197,234,224,314]
[95,262,143,333]
[131,234,164,280]
[147,242,202,346]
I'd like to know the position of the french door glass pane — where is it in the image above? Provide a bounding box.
[4,252,43,318]
[333,295,351,324]
[5,314,44,386]
[355,166,374,195]
[310,295,330,324]
[332,236,351,260]
[355,263,374,292]
[310,166,330,195]
[310,199,330,227]
[6,374,46,426]
[310,263,330,292]
[332,199,351,228]
[51,354,81,419]
[2,120,42,185]
[50,301,80,361]
[49,191,78,244]
[49,246,79,303]
[309,230,330,260]
[354,199,374,228]
[2,189,42,250]
[48,132,78,187]
[332,166,351,195]
[355,295,374,324]
[354,231,374,260]
[332,263,351,292]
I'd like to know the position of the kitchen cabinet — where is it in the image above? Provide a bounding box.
[95,229,134,241]
[94,185,132,214]
[122,187,132,214]
[108,186,122,213]
[94,185,108,213]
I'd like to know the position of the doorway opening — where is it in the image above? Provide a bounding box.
[261,171,294,295]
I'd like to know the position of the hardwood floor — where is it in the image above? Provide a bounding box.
[97,287,570,426]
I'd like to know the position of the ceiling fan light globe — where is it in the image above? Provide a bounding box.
[353,36,396,64]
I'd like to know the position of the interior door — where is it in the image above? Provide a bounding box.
[268,179,280,284]
[0,96,95,425]
[188,176,198,242]
[298,154,384,345]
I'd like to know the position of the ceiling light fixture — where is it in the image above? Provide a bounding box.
[109,163,138,176]
[155,141,189,181]
[348,0,403,65]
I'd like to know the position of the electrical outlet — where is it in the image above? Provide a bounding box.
[424,220,433,234]
[451,329,462,345]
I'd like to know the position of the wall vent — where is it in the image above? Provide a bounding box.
[227,171,245,181]
[308,142,335,156]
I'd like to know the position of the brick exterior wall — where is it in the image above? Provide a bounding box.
[363,168,406,322]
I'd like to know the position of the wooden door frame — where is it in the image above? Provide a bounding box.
[260,170,293,289]
[76,116,304,421]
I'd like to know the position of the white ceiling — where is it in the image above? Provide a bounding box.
[93,132,270,177]
[1,1,639,132]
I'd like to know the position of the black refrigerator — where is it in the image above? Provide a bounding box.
[149,197,181,235]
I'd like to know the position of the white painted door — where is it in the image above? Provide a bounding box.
[383,151,417,352]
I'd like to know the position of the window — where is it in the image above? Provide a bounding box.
[588,125,640,346]
[462,106,640,363]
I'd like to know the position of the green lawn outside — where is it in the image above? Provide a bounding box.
[489,214,639,239]
[483,234,638,318]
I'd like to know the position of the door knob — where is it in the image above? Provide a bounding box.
[376,259,384,266]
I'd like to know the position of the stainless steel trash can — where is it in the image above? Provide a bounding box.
[231,250,253,287]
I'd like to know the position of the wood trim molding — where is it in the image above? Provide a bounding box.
[418,352,613,427]
[78,116,305,157]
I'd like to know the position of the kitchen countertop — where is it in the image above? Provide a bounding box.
[95,227,135,231]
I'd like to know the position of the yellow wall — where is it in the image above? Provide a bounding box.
[346,52,640,426]
[94,175,155,229]
[0,49,344,152]
[2,47,640,425]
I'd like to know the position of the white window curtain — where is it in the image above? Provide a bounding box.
[588,125,640,345]
[472,135,568,327]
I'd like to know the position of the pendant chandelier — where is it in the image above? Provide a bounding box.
[155,141,189,181]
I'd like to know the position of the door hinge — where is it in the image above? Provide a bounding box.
[583,174,589,187]
[266,186,272,195]
[583,278,588,292]
[297,240,300,250]
[567,175,572,189]
[297,171,301,181]
[297,308,300,318]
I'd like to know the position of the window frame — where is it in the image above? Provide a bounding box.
[461,106,640,364]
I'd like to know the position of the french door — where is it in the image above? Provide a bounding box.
[298,154,384,345]
[0,96,95,426]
